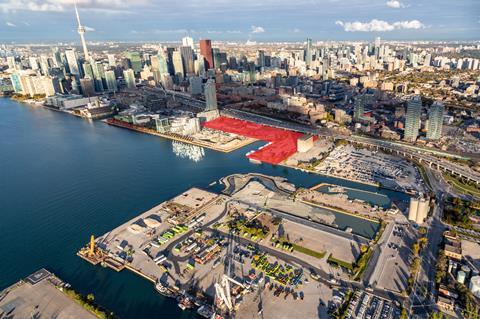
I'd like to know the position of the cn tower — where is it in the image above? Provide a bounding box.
[74,0,89,60]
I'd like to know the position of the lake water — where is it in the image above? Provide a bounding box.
[0,98,409,318]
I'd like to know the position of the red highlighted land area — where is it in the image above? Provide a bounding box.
[203,116,303,164]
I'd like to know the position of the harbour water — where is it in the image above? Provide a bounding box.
[0,98,409,318]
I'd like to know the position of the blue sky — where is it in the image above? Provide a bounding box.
[0,0,479,42]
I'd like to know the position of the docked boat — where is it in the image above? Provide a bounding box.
[197,305,214,318]
[177,295,194,311]
[155,281,178,298]
[328,186,346,193]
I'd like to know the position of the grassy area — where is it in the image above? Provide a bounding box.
[11,93,45,101]
[443,173,480,197]
[271,236,325,259]
[372,220,386,244]
[327,245,374,280]
[443,197,480,230]
[352,247,373,281]
[62,289,116,319]
[291,243,326,259]
[327,255,354,271]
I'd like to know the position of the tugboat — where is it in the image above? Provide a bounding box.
[197,305,215,318]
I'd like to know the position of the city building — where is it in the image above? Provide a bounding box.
[305,38,313,67]
[80,78,95,97]
[297,134,314,152]
[204,79,217,111]
[199,39,214,70]
[470,276,480,298]
[426,101,444,140]
[180,46,195,75]
[354,95,365,121]
[65,49,81,77]
[172,51,184,79]
[404,95,422,141]
[123,68,136,89]
[182,36,194,49]
[105,70,117,92]
[189,77,203,95]
[126,52,142,74]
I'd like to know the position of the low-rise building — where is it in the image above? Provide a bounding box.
[436,296,455,312]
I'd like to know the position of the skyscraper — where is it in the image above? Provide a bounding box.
[305,38,313,67]
[74,0,89,60]
[257,50,265,68]
[426,101,444,140]
[82,61,94,79]
[196,54,206,77]
[180,46,195,75]
[172,51,184,79]
[92,62,105,92]
[189,76,203,95]
[65,49,80,77]
[212,48,221,70]
[123,68,136,89]
[199,39,214,70]
[204,79,217,111]
[80,78,94,97]
[105,70,117,92]
[404,95,422,141]
[182,36,194,49]
[353,95,365,121]
[126,52,142,74]
[107,54,116,67]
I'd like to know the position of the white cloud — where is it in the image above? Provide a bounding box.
[6,21,16,27]
[131,29,190,35]
[250,25,265,33]
[335,19,425,32]
[0,0,149,13]
[386,0,404,8]
[292,28,301,33]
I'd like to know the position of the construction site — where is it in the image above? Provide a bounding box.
[77,173,381,319]
[203,116,305,164]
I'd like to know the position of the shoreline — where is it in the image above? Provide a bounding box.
[105,118,255,153]
[9,96,411,200]
[280,162,414,196]
[6,97,255,154]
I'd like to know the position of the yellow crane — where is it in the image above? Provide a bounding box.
[88,235,95,257]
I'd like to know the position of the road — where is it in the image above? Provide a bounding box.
[408,166,447,317]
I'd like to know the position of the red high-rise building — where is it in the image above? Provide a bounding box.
[199,39,214,70]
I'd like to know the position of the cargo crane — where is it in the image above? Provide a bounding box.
[214,231,244,316]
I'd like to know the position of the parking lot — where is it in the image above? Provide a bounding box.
[367,222,414,294]
[346,291,401,319]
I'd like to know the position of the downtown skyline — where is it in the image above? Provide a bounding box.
[0,0,479,42]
